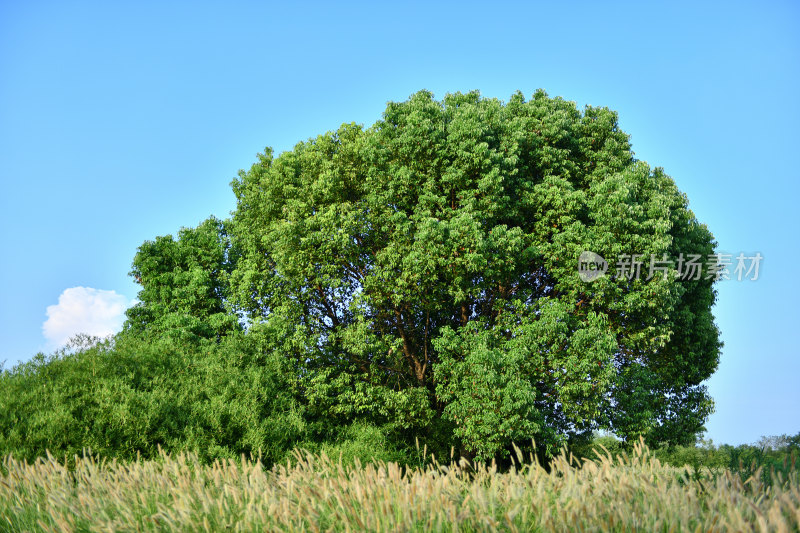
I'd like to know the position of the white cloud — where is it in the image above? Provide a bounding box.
[42,287,132,349]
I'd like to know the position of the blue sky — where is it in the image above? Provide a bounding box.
[1,0,798,446]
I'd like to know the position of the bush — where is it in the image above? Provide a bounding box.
[0,332,306,466]
[289,421,414,468]
[568,433,626,463]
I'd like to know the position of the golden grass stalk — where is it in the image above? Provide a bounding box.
[1,439,797,532]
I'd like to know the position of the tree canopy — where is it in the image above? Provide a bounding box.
[1,89,720,465]
[219,89,721,459]
[124,217,240,341]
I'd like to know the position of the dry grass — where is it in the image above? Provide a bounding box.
[1,440,798,532]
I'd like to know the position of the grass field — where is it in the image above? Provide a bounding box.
[1,440,798,532]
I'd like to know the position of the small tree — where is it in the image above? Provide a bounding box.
[125,216,240,341]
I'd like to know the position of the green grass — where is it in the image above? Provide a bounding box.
[2,440,798,532]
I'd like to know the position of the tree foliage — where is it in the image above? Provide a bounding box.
[1,89,722,464]
[227,89,721,459]
[124,216,239,342]
[0,333,305,465]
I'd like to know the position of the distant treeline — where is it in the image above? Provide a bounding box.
[573,432,800,486]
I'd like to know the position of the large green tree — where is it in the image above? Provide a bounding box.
[224,90,720,459]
